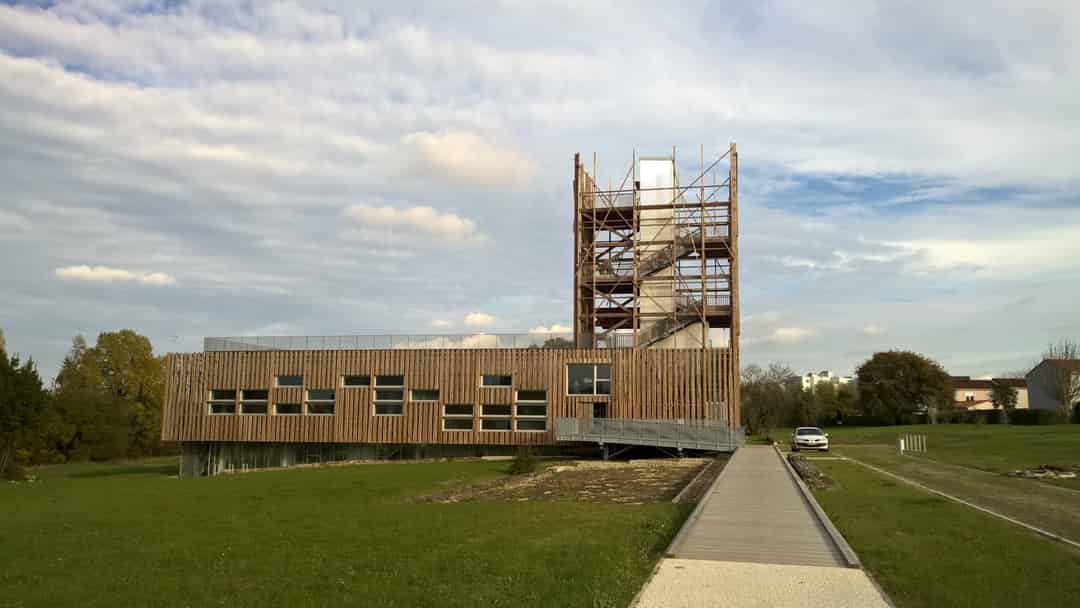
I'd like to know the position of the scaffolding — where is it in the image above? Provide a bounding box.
[573,144,740,353]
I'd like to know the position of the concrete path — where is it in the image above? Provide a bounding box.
[634,446,890,607]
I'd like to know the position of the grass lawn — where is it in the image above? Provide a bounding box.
[1,459,688,608]
[813,460,1080,608]
[775,424,1080,488]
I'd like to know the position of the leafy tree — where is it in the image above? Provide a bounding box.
[0,341,49,476]
[741,363,795,434]
[856,350,951,425]
[541,337,575,349]
[991,381,1018,423]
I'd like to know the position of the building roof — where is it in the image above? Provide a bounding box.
[950,376,1026,389]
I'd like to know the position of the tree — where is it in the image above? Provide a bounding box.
[0,343,49,476]
[741,363,796,434]
[1042,339,1080,420]
[856,350,951,425]
[991,381,1018,423]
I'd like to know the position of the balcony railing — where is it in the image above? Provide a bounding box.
[554,417,743,452]
[204,333,636,352]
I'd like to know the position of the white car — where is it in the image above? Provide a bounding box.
[792,427,830,452]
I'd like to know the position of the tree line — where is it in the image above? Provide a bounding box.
[0,328,169,478]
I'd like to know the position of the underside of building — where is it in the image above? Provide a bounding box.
[162,145,743,476]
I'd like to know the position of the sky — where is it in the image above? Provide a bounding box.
[1,0,1079,382]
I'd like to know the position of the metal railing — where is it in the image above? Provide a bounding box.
[204,333,637,352]
[555,417,743,452]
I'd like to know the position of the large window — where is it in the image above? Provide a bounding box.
[275,375,303,387]
[240,389,269,415]
[208,389,236,415]
[481,404,512,431]
[568,364,611,396]
[443,404,474,431]
[306,389,335,415]
[481,375,512,387]
[375,376,404,416]
[516,390,548,432]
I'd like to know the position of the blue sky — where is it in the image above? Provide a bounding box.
[1,1,1078,381]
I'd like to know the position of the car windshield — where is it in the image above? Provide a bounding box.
[796,428,823,436]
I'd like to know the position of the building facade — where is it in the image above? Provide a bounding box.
[797,371,853,391]
[1025,360,1080,412]
[162,146,743,475]
[949,376,1028,411]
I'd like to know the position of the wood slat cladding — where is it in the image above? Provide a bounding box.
[162,348,739,445]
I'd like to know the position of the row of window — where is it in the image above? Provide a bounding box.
[263,365,610,395]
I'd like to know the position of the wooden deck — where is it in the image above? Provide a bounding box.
[668,445,845,567]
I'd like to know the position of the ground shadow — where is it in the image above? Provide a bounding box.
[68,464,176,479]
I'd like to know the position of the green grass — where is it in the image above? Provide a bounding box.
[1,460,688,608]
[813,460,1080,608]
[779,424,1080,486]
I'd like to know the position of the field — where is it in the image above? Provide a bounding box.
[812,460,1080,608]
[0,459,690,608]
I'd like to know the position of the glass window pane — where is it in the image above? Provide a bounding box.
[275,403,302,415]
[482,404,511,417]
[209,402,235,414]
[596,380,611,395]
[444,404,474,416]
[275,375,303,387]
[410,389,439,401]
[210,389,236,401]
[568,364,595,395]
[443,418,472,431]
[376,375,404,387]
[517,390,547,402]
[481,375,512,387]
[516,419,547,431]
[241,389,269,401]
[516,404,547,417]
[240,402,267,415]
[481,418,512,431]
[375,389,404,401]
[343,375,370,387]
[375,402,404,415]
[307,402,335,415]
[596,364,611,380]
[308,389,335,401]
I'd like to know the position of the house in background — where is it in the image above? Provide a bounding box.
[796,370,854,391]
[1025,359,1080,411]
[949,376,1028,411]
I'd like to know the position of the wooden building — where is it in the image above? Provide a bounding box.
[162,147,742,475]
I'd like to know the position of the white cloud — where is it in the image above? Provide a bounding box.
[464,312,496,327]
[769,327,817,344]
[430,318,453,329]
[402,130,537,188]
[54,265,176,286]
[342,204,486,245]
[529,324,571,334]
[862,324,885,336]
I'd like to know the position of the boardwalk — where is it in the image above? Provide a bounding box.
[669,445,844,566]
[635,446,890,607]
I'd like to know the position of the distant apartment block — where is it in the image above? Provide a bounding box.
[795,370,853,391]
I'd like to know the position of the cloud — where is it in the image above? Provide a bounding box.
[430,318,453,329]
[464,312,496,328]
[862,324,886,336]
[769,327,817,344]
[54,265,176,286]
[402,130,537,188]
[342,204,486,246]
[529,324,571,334]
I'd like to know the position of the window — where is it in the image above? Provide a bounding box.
[375,376,404,416]
[208,389,236,415]
[306,389,335,415]
[443,404,474,432]
[275,403,302,415]
[275,375,303,387]
[481,375,512,387]
[236,389,267,415]
[411,389,439,402]
[481,404,511,431]
[343,375,370,387]
[568,364,611,396]
[516,391,547,432]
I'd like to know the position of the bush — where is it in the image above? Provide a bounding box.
[508,447,538,475]
[1007,409,1063,425]
[1,462,30,482]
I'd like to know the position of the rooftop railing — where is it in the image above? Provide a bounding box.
[203,333,638,352]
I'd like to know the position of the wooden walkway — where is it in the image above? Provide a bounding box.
[668,445,845,567]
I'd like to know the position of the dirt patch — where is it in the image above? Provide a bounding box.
[1006,464,1079,480]
[674,457,730,503]
[419,458,713,504]
[788,454,834,490]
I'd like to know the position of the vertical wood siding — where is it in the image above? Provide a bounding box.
[162,348,738,445]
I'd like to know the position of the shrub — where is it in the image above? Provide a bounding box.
[509,447,538,475]
[2,462,29,482]
[1007,409,1063,425]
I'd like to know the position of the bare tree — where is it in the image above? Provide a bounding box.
[1042,339,1080,419]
